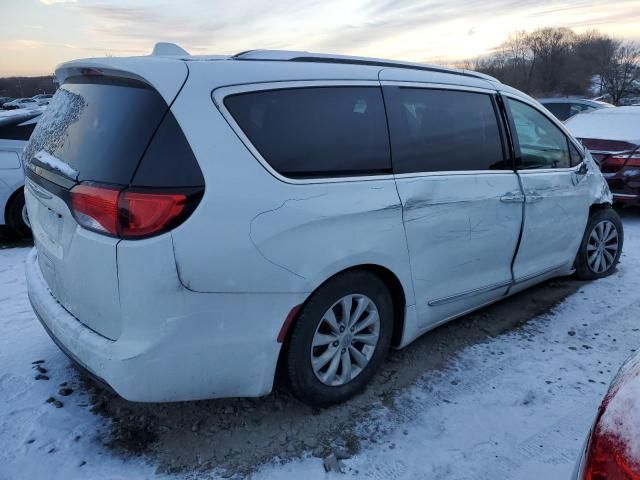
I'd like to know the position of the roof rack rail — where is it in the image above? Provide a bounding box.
[231,50,498,82]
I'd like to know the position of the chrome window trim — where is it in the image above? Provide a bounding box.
[379,80,498,95]
[393,170,515,180]
[212,80,394,185]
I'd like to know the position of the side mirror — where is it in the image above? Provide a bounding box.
[577,162,588,175]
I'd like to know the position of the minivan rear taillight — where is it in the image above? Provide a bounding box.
[70,183,200,239]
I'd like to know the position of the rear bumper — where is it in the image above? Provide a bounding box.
[603,168,640,205]
[26,247,306,402]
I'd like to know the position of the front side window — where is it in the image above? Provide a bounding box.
[384,87,507,173]
[224,87,391,178]
[508,99,571,170]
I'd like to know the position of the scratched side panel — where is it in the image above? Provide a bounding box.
[396,173,523,329]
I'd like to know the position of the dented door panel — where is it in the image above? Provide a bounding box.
[395,172,523,329]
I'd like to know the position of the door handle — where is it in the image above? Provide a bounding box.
[525,192,544,203]
[500,191,525,203]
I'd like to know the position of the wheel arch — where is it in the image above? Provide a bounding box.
[274,263,409,388]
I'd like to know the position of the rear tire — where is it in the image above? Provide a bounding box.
[285,270,393,407]
[575,207,623,280]
[6,189,31,238]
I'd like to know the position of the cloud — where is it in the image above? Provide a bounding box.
[39,0,77,4]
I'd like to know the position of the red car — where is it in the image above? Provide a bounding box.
[574,351,640,479]
[566,107,640,207]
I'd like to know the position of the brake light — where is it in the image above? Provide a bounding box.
[605,153,640,169]
[69,183,199,239]
[582,427,640,479]
[581,356,640,480]
[70,184,120,235]
[119,191,186,238]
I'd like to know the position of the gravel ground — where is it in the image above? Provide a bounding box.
[1,207,639,479]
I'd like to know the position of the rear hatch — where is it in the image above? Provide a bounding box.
[24,63,201,340]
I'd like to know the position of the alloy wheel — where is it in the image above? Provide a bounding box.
[310,294,381,386]
[587,220,619,274]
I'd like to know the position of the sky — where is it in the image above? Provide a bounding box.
[0,0,639,77]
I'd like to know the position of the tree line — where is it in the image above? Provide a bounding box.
[463,28,640,104]
[0,76,57,99]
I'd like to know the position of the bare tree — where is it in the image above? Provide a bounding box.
[600,41,640,104]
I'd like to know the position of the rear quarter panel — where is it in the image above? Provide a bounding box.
[169,63,414,305]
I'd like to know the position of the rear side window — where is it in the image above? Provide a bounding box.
[224,87,391,178]
[384,87,507,173]
[508,99,571,169]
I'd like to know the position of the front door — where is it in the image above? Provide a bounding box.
[383,84,523,329]
[505,96,592,284]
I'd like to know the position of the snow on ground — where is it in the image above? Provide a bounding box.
[1,210,640,480]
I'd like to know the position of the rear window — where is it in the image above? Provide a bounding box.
[224,87,391,178]
[384,87,507,173]
[23,76,168,185]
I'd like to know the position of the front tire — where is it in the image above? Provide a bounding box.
[285,270,393,407]
[575,207,623,280]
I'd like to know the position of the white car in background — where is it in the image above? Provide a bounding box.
[2,97,39,110]
[0,109,41,236]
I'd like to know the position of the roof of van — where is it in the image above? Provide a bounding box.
[56,43,499,85]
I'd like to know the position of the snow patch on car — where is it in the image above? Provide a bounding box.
[33,151,78,180]
[599,353,640,462]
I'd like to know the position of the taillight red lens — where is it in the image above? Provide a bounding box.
[70,184,121,235]
[605,154,640,169]
[69,183,198,239]
[119,191,187,238]
[583,429,640,479]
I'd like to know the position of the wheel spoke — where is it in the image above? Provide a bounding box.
[349,345,369,368]
[605,229,618,243]
[588,250,599,265]
[353,310,379,334]
[322,350,341,384]
[597,252,605,272]
[340,350,352,383]
[340,296,352,325]
[587,243,597,252]
[313,333,337,347]
[596,222,604,241]
[589,230,599,243]
[349,296,368,327]
[353,333,379,346]
[602,222,611,243]
[322,309,340,334]
[312,346,338,370]
[604,242,618,251]
[603,248,614,266]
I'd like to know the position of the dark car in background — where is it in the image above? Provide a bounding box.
[539,98,614,122]
[566,106,640,206]
[573,351,640,479]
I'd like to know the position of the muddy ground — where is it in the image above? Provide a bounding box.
[77,275,585,478]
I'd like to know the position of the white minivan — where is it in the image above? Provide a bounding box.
[25,46,621,407]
